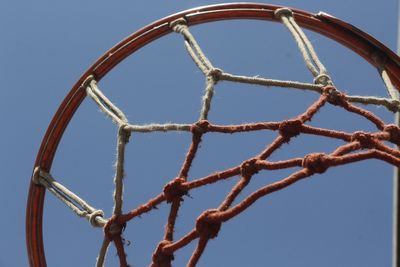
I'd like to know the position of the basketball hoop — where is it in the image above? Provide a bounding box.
[27,3,400,266]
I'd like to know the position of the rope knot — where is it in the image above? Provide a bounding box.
[119,124,131,143]
[313,74,332,86]
[207,68,223,82]
[89,210,104,227]
[195,209,221,239]
[163,177,187,203]
[351,131,376,148]
[279,119,303,141]
[190,120,209,134]
[240,158,259,178]
[388,100,400,113]
[324,86,348,107]
[302,153,330,174]
[152,240,174,267]
[104,215,126,241]
[384,124,400,145]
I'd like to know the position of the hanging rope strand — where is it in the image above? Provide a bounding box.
[171,18,213,72]
[275,8,330,85]
[183,40,210,75]
[287,15,328,75]
[87,78,128,123]
[96,237,111,267]
[32,167,107,227]
[276,9,319,76]
[372,53,400,102]
[113,124,130,215]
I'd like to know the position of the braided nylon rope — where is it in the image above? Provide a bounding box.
[34,9,400,266]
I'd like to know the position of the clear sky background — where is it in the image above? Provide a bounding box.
[1,0,399,266]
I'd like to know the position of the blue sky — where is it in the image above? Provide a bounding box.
[1,1,399,266]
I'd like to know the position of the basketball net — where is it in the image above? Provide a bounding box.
[31,7,400,267]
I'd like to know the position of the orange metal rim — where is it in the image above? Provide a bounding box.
[26,3,400,266]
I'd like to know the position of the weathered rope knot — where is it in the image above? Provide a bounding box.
[313,73,332,86]
[274,7,293,18]
[324,85,348,107]
[302,153,330,174]
[152,240,174,267]
[104,215,126,241]
[119,123,131,143]
[351,131,376,148]
[207,68,223,82]
[163,177,188,203]
[279,119,303,141]
[384,124,400,145]
[195,209,221,239]
[190,120,210,134]
[387,99,400,113]
[240,158,259,178]
[170,18,187,33]
[89,210,105,227]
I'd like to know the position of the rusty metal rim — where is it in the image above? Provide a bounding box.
[26,2,400,266]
